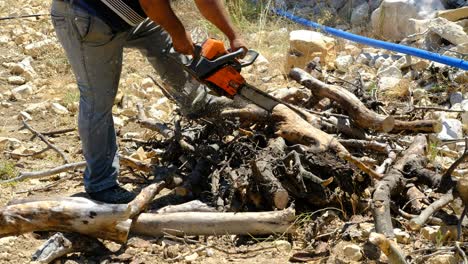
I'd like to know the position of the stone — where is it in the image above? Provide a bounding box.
[428,17,468,45]
[427,254,457,264]
[371,0,445,41]
[140,78,154,89]
[25,101,49,113]
[449,92,464,106]
[12,83,34,95]
[421,225,458,242]
[113,116,125,127]
[437,6,468,21]
[184,252,198,262]
[0,35,10,44]
[437,118,463,140]
[413,88,428,100]
[273,240,292,251]
[286,30,336,71]
[254,54,270,66]
[394,228,411,244]
[7,76,26,85]
[51,102,69,115]
[335,55,354,72]
[205,248,215,257]
[351,2,370,25]
[343,244,363,261]
[0,137,22,151]
[24,39,55,57]
[11,57,37,81]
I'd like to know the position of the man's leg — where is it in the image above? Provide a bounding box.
[125,19,239,118]
[51,0,134,202]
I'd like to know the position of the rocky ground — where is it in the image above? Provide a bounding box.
[0,0,467,263]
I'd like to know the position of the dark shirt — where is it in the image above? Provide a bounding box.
[74,0,147,31]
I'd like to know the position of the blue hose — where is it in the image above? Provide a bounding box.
[273,9,468,71]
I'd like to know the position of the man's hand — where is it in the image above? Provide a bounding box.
[230,38,247,57]
[172,31,195,56]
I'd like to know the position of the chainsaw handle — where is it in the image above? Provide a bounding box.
[240,50,259,68]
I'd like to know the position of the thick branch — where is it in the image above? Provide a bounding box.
[372,134,427,237]
[290,68,440,133]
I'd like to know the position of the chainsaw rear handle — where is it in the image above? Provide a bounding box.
[240,50,259,68]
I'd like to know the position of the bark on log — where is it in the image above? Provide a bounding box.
[251,160,289,210]
[131,208,296,236]
[290,68,440,133]
[372,134,427,237]
[0,197,132,243]
[0,182,165,243]
[251,137,289,209]
[0,198,295,243]
[272,104,383,180]
[369,232,407,264]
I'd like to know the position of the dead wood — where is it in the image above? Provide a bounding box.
[136,102,174,138]
[32,232,107,263]
[321,116,367,139]
[250,137,289,209]
[369,232,407,264]
[131,207,296,237]
[0,197,132,243]
[21,119,70,163]
[272,104,383,180]
[405,185,428,213]
[128,181,166,218]
[0,155,155,184]
[0,182,165,243]
[372,134,427,237]
[290,68,394,132]
[409,191,455,231]
[154,200,216,214]
[290,68,440,133]
[0,161,87,184]
[120,155,153,173]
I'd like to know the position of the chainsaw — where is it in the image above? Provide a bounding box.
[179,38,293,112]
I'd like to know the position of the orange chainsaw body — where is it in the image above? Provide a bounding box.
[201,39,246,97]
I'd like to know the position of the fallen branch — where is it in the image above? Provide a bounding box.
[409,191,455,231]
[0,161,86,184]
[136,102,174,138]
[272,104,383,180]
[21,119,70,163]
[372,134,427,236]
[369,232,407,264]
[132,207,296,237]
[290,68,440,133]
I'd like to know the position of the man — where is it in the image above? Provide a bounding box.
[50,0,247,203]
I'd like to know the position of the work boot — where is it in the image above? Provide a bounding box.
[88,185,136,204]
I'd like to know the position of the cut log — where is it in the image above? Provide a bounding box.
[290,68,440,133]
[131,208,296,237]
[0,182,166,243]
[369,232,407,264]
[251,160,289,210]
[372,134,427,237]
[0,197,132,243]
[250,137,289,209]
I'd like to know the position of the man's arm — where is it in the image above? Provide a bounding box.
[194,0,246,52]
[139,0,246,55]
[139,0,195,55]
